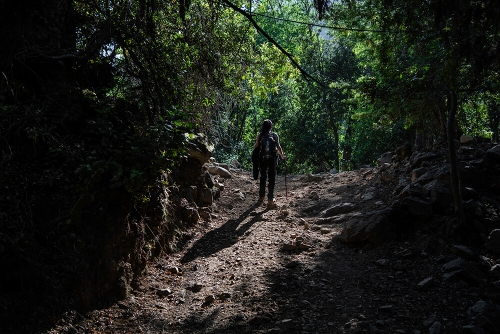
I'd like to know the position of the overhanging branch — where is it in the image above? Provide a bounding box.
[220,0,325,87]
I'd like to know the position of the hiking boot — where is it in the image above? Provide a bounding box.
[267,199,277,209]
[257,197,265,204]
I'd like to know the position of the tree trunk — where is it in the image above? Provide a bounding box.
[343,124,353,171]
[488,101,499,143]
[331,123,339,170]
[438,98,448,143]
[325,90,339,170]
[446,90,466,228]
[237,105,247,142]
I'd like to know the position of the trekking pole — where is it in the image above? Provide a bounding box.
[284,158,288,200]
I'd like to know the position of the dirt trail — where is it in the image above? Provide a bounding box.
[49,168,484,334]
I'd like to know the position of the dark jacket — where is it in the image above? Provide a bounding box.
[252,146,260,180]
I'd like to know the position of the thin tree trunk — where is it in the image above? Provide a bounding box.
[488,101,499,143]
[446,90,466,229]
[324,88,340,170]
[237,106,247,142]
[332,124,339,170]
[343,124,353,171]
[438,98,448,143]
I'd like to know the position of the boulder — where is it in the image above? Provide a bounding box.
[487,215,500,230]
[401,196,433,219]
[214,180,225,191]
[486,145,500,161]
[422,180,453,212]
[411,167,428,182]
[443,258,466,272]
[302,202,329,215]
[434,165,451,182]
[377,151,394,165]
[215,162,230,171]
[394,178,409,195]
[460,135,475,144]
[398,182,423,200]
[301,174,325,182]
[451,245,477,260]
[206,165,232,179]
[467,300,500,333]
[322,203,357,217]
[198,187,214,204]
[416,172,434,186]
[181,206,199,225]
[411,152,440,168]
[464,200,484,218]
[187,134,214,165]
[201,170,215,188]
[490,264,500,278]
[442,258,485,286]
[468,158,486,167]
[485,229,500,253]
[458,145,476,157]
[339,214,394,245]
[339,208,406,245]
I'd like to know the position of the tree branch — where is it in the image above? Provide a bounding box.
[220,0,325,87]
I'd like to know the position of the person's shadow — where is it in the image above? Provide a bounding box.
[180,203,267,263]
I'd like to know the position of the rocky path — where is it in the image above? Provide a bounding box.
[49,167,498,334]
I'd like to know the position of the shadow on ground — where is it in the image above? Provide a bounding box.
[180,203,267,264]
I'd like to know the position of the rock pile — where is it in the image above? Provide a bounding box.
[338,139,500,333]
[341,140,500,246]
[179,153,233,225]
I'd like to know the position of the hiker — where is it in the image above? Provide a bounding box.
[254,119,286,209]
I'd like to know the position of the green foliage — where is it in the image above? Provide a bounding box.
[70,0,500,179]
[327,0,500,143]
[459,93,495,139]
[349,117,410,166]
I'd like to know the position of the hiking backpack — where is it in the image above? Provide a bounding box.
[260,132,277,161]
